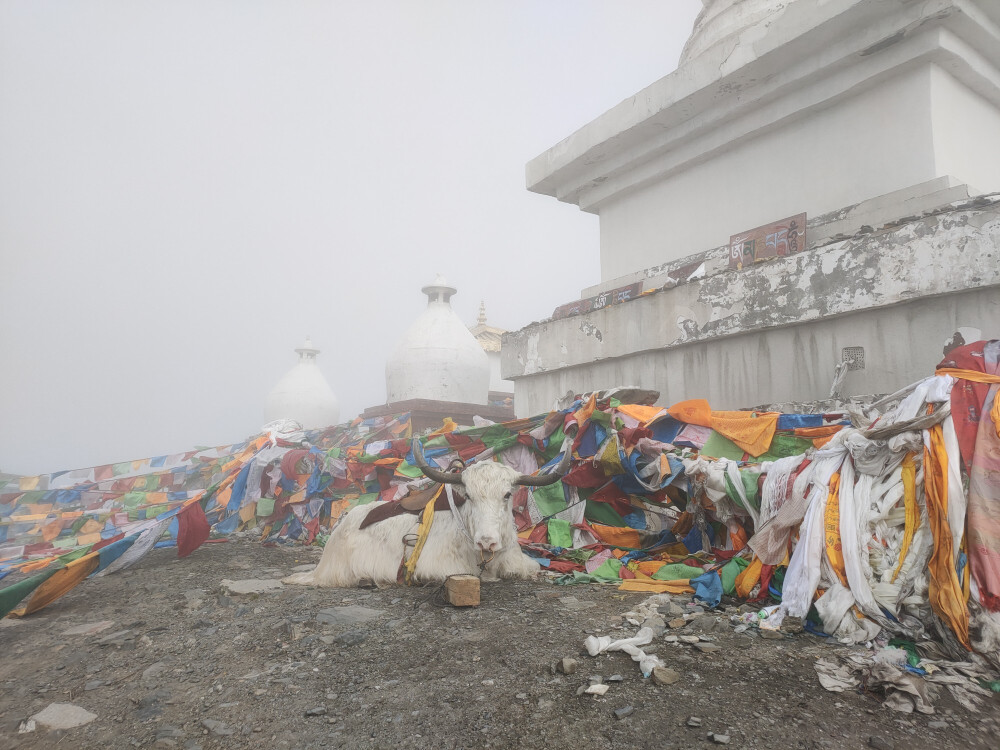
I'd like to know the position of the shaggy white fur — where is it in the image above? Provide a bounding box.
[283,461,541,587]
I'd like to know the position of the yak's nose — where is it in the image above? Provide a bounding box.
[477,537,500,552]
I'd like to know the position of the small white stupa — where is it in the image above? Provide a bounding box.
[265,337,340,429]
[385,275,490,405]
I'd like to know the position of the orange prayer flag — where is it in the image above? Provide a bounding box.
[636,560,666,577]
[589,523,641,549]
[667,399,712,427]
[20,556,57,574]
[923,425,971,649]
[79,518,103,535]
[794,425,844,438]
[729,521,749,551]
[618,579,695,595]
[824,473,848,585]
[574,393,597,429]
[41,519,64,542]
[891,454,918,583]
[617,403,667,425]
[12,552,100,617]
[428,418,458,436]
[214,486,233,509]
[735,556,763,599]
[709,411,780,457]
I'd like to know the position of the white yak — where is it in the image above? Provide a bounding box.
[283,439,571,587]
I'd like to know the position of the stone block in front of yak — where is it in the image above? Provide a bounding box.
[445,575,481,607]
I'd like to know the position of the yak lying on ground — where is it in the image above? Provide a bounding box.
[283,440,570,587]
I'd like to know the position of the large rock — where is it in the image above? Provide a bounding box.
[61,621,116,636]
[220,579,284,595]
[30,703,97,730]
[315,606,386,626]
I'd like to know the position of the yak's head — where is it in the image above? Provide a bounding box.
[412,439,572,553]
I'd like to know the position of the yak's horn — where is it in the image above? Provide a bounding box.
[411,438,463,484]
[515,437,573,487]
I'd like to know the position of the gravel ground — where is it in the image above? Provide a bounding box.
[1,539,997,750]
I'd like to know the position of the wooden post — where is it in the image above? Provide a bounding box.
[445,574,481,607]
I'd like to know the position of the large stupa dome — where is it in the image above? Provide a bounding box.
[264,338,340,429]
[385,276,490,405]
[680,0,787,66]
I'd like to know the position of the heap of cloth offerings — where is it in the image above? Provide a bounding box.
[1,341,998,669]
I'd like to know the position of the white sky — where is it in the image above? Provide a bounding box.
[0,0,701,476]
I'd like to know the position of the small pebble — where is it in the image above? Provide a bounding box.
[557,657,578,675]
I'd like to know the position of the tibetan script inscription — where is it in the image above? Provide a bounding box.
[551,282,643,320]
[729,213,806,270]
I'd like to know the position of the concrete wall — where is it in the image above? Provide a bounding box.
[506,289,999,415]
[597,66,938,281]
[502,201,1000,416]
[931,64,1000,194]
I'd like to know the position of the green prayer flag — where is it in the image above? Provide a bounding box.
[585,499,627,528]
[699,431,746,460]
[546,518,573,548]
[123,492,145,510]
[719,556,751,594]
[395,462,423,479]
[589,557,623,580]
[756,433,813,462]
[479,425,518,452]
[531,483,566,517]
[0,570,57,619]
[542,426,566,460]
[652,563,705,581]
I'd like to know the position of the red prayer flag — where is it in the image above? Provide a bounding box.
[177,501,211,558]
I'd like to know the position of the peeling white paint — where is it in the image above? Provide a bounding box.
[501,203,1000,415]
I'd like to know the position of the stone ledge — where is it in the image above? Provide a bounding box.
[580,179,988,299]
[501,200,1000,380]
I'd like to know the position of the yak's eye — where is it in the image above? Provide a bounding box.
[504,491,512,500]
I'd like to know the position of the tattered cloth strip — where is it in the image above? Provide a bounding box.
[937,339,1000,472]
[968,381,1000,610]
[923,424,971,649]
[815,649,998,714]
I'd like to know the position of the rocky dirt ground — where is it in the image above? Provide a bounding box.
[1,539,997,750]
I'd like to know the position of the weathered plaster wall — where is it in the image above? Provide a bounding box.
[502,202,1000,415]
[505,289,997,416]
[931,65,1000,192]
[597,67,938,280]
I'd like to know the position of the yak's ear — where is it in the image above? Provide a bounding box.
[514,437,573,487]
[412,438,463,485]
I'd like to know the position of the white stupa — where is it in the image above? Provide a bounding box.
[385,275,490,405]
[264,337,340,429]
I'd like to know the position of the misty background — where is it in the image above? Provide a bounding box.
[0,0,701,476]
